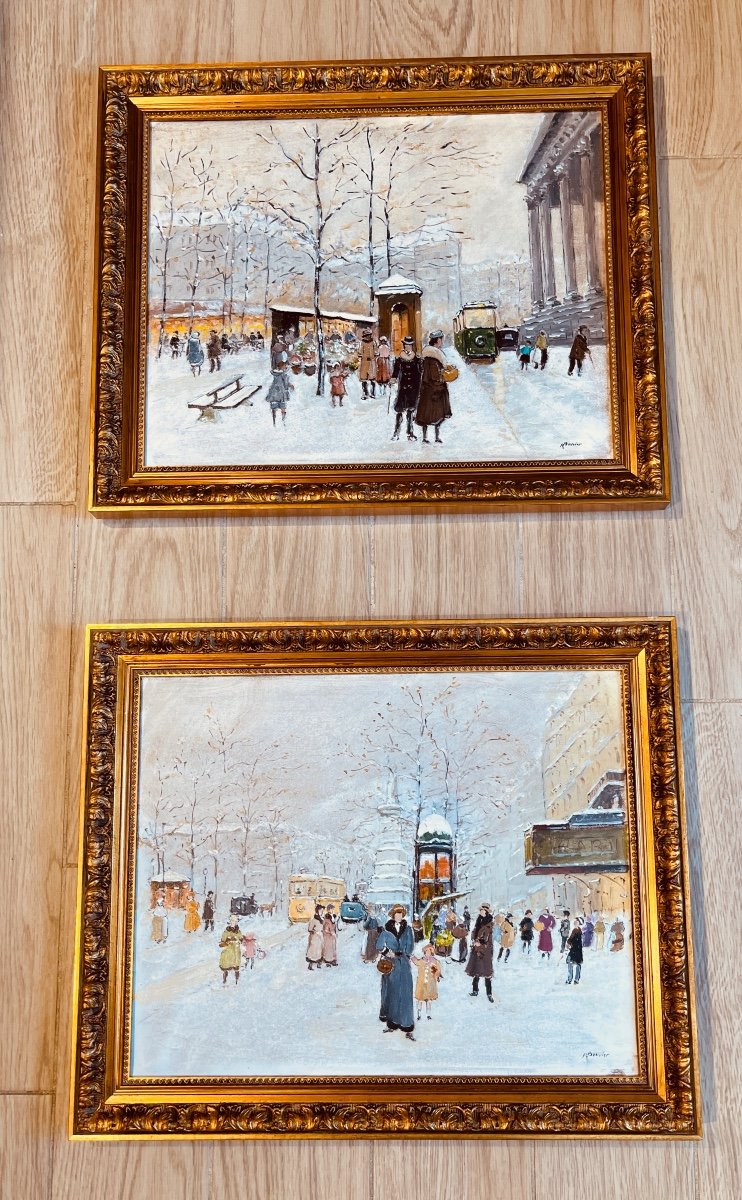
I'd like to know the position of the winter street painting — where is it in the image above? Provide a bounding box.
[143,110,613,468]
[129,667,639,1081]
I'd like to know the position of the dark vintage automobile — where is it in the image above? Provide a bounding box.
[338,897,367,926]
[230,893,259,917]
[495,326,519,352]
[453,302,499,361]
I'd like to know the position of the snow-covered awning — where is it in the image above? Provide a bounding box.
[375,273,423,296]
[270,303,375,324]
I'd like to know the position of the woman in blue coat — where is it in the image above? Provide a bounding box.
[377,904,416,1039]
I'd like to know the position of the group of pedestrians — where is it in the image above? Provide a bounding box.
[305,904,340,969]
[169,328,265,375]
[517,326,593,377]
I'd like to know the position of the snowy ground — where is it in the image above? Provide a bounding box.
[143,345,613,467]
[130,911,638,1079]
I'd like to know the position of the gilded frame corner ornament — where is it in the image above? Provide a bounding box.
[90,54,670,514]
[71,619,699,1139]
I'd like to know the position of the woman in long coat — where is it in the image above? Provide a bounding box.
[465,904,495,1001]
[537,909,556,958]
[219,918,242,985]
[391,337,422,440]
[150,897,168,944]
[377,904,416,1038]
[610,917,625,952]
[306,906,324,970]
[497,913,515,962]
[359,331,377,397]
[184,894,201,933]
[566,920,584,984]
[362,906,382,962]
[322,909,338,966]
[414,332,452,443]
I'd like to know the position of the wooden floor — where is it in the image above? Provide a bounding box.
[1,1,740,1196]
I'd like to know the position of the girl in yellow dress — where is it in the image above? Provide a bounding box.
[184,893,201,933]
[412,943,443,1021]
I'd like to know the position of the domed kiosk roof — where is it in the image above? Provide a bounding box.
[417,813,453,845]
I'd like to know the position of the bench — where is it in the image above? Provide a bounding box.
[188,375,262,419]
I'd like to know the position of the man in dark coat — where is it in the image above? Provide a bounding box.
[377,904,416,1039]
[415,331,452,444]
[559,910,571,954]
[391,336,421,441]
[465,903,495,1001]
[567,325,591,376]
[566,919,584,983]
[362,905,382,963]
[519,909,535,953]
[202,890,215,933]
[207,329,222,373]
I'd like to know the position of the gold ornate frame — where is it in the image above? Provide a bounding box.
[90,55,669,514]
[71,619,698,1138]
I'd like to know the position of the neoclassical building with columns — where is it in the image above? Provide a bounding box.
[517,111,608,343]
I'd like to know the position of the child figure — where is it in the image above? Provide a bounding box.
[329,361,347,407]
[241,928,257,970]
[518,338,533,370]
[412,943,443,1021]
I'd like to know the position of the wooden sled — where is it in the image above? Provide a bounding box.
[188,375,261,419]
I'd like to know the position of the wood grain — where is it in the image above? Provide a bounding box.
[210,1141,372,1200]
[683,704,742,1198]
[0,508,73,1090]
[373,1140,534,1200]
[650,0,742,157]
[512,0,650,53]
[534,1140,696,1200]
[94,0,235,61]
[0,1096,54,1200]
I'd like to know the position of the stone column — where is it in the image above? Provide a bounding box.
[526,193,544,310]
[539,183,560,306]
[579,139,603,294]
[555,163,580,299]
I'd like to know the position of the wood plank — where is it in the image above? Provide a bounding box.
[55,867,213,1196]
[0,0,94,502]
[210,1142,371,1200]
[512,0,650,53]
[373,514,522,617]
[534,1140,695,1200]
[373,1141,534,1200]
[0,507,73,1089]
[660,159,742,699]
[64,515,225,864]
[94,0,235,60]
[650,0,742,157]
[0,1096,53,1200]
[224,517,372,620]
[684,703,742,1198]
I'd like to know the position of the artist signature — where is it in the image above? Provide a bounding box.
[583,1051,609,1060]
[560,441,582,448]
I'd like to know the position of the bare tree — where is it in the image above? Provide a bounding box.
[150,139,196,357]
[169,754,212,887]
[181,151,220,334]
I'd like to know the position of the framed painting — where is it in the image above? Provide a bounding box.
[70,619,699,1138]
[90,55,669,513]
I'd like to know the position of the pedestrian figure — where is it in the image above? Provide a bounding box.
[219,917,242,986]
[375,336,393,392]
[497,913,515,962]
[150,895,168,944]
[271,335,289,371]
[207,329,222,373]
[610,916,626,952]
[359,329,377,397]
[455,922,469,963]
[594,914,606,951]
[329,361,347,407]
[566,919,584,984]
[535,329,549,369]
[519,909,535,953]
[377,904,416,1039]
[582,916,595,949]
[362,905,382,963]
[391,336,421,440]
[266,366,293,427]
[322,907,339,966]
[537,908,556,958]
[412,943,443,1021]
[462,906,471,931]
[220,332,230,355]
[185,331,204,376]
[415,331,452,444]
[202,890,215,933]
[466,903,495,1001]
[559,910,571,954]
[518,337,533,369]
[306,905,324,971]
[184,893,201,933]
[568,325,592,376]
[241,928,257,970]
[169,331,180,359]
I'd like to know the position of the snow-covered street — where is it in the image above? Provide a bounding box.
[143,345,612,467]
[130,910,637,1079]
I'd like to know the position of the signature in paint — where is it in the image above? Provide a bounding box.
[560,441,582,448]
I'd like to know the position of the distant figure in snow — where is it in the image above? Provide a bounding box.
[594,914,606,951]
[306,905,324,971]
[415,331,452,444]
[497,913,515,962]
[537,908,556,958]
[241,929,257,970]
[610,916,626,952]
[375,336,393,392]
[412,943,443,1021]
[220,332,230,355]
[534,329,549,369]
[518,337,533,370]
[559,910,571,954]
[219,917,242,986]
[150,895,168,943]
[462,905,471,931]
[582,915,595,949]
[266,367,293,427]
[322,908,338,966]
[362,905,382,962]
[377,904,416,1039]
[329,361,348,408]
[566,918,584,984]
[184,893,201,933]
[519,909,535,953]
[206,329,222,373]
[466,903,495,1001]
[271,335,288,371]
[359,329,377,397]
[391,335,421,441]
[202,890,215,933]
[169,331,181,359]
[186,331,204,376]
[568,325,592,376]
